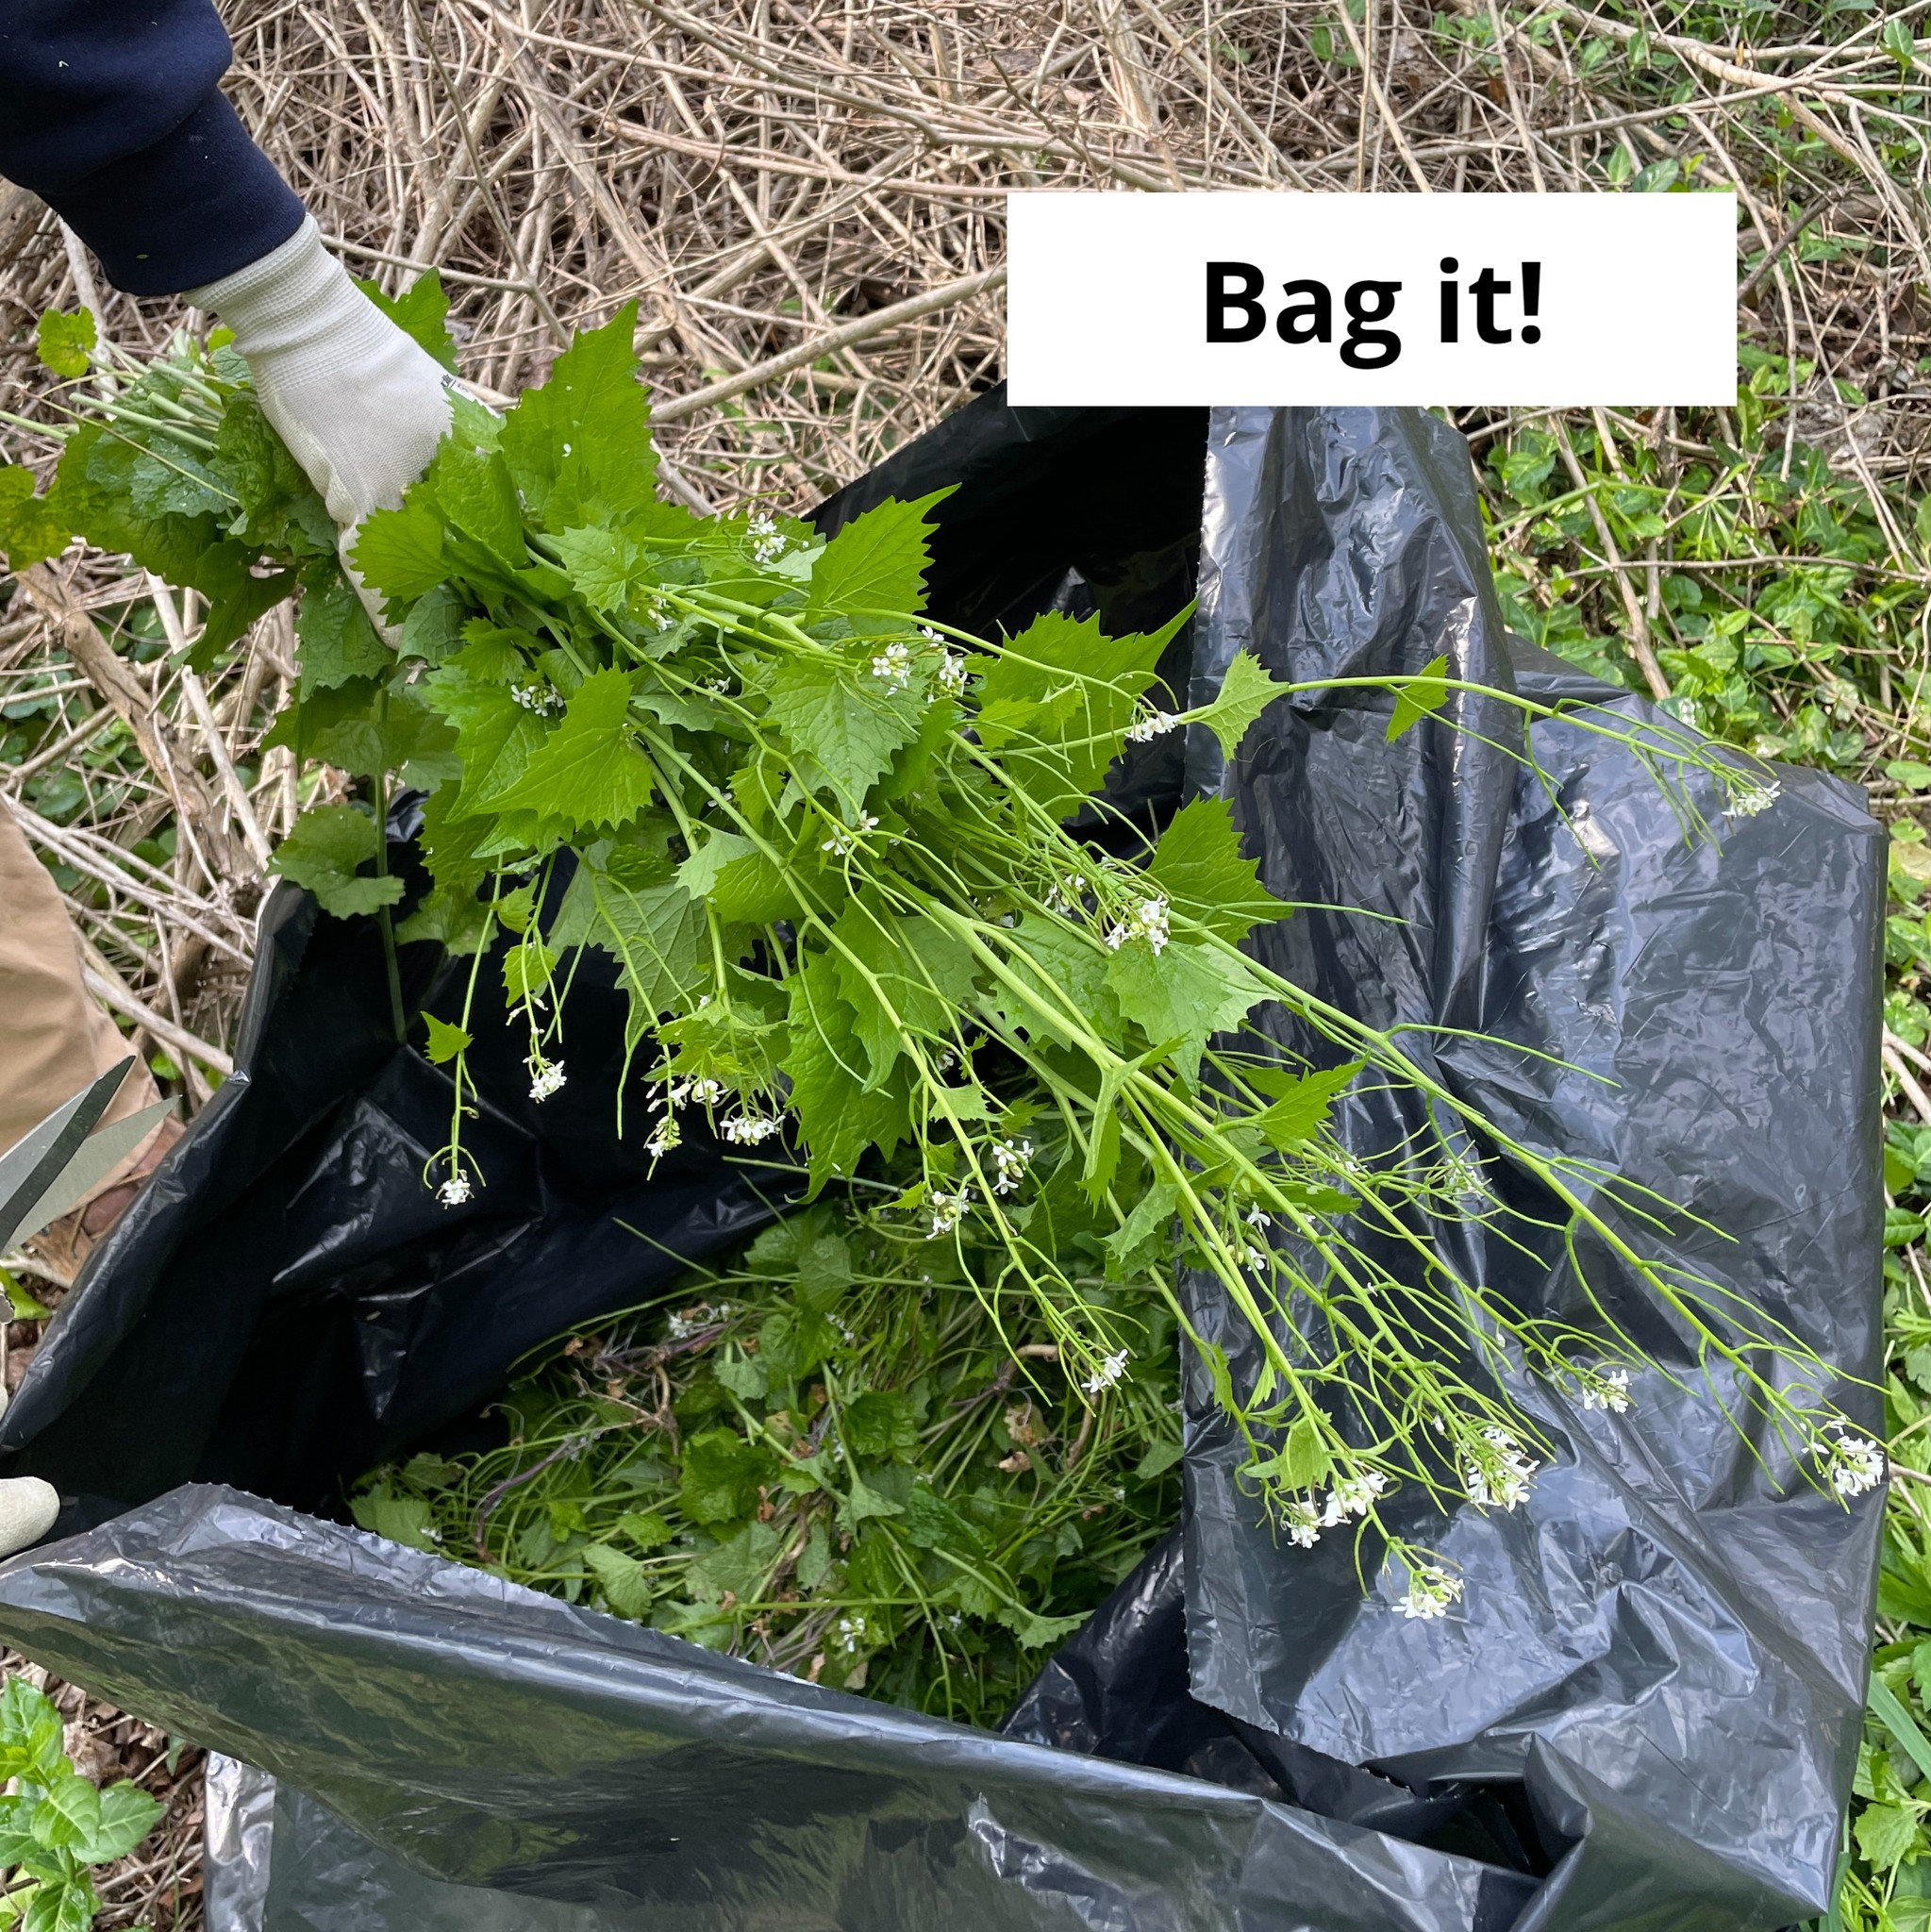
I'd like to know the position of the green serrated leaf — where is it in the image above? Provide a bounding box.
[423,1015,472,1063]
[502,936,558,1004]
[352,488,447,606]
[805,491,949,623]
[28,1774,98,1852]
[1856,1801,1922,1873]
[679,1427,774,1526]
[677,827,754,900]
[785,950,912,1188]
[488,668,658,830]
[1105,1180,1179,1278]
[763,657,924,814]
[422,668,547,819]
[582,1542,656,1618]
[1245,1060,1360,1149]
[435,444,526,573]
[35,309,95,378]
[1144,797,1293,944]
[355,271,460,373]
[1387,652,1451,742]
[1197,648,1284,761]
[550,525,644,614]
[0,467,70,570]
[267,804,404,918]
[500,305,670,534]
[1107,938,1263,1085]
[975,608,1188,820]
[296,565,390,694]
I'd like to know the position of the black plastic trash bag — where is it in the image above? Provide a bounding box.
[0,396,1885,1932]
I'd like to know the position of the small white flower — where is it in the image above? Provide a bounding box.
[870,641,913,688]
[645,1115,682,1160]
[1395,1562,1462,1620]
[1320,1470,1388,1526]
[1464,1426,1539,1511]
[1245,1206,1273,1230]
[746,511,787,565]
[1725,775,1782,820]
[821,812,880,857]
[703,676,732,696]
[989,1137,1034,1194]
[919,625,945,646]
[1082,1347,1131,1396]
[933,1046,958,1074]
[1242,1244,1270,1273]
[1284,1499,1323,1548]
[1125,709,1182,744]
[836,1613,868,1654]
[1046,874,1090,915]
[937,652,970,695]
[509,682,565,717]
[925,1187,972,1238]
[1580,1367,1632,1414]
[721,1111,784,1145]
[1820,1421,1885,1498]
[665,1303,719,1341]
[664,1076,724,1110]
[527,1058,567,1103]
[437,1174,472,1208]
[1103,894,1171,957]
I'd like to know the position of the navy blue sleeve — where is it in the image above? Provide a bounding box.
[0,1,306,296]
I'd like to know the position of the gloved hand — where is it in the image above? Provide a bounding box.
[185,216,457,587]
[0,1478,60,1561]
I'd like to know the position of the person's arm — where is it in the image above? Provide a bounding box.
[0,0,305,295]
[1,3,459,556]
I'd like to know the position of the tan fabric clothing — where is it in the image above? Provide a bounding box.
[0,798,162,1160]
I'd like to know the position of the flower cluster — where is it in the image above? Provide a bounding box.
[1579,1367,1633,1413]
[1046,873,1090,915]
[835,1612,869,1655]
[1125,709,1182,743]
[1323,1470,1388,1524]
[1283,1467,1390,1549]
[721,1110,785,1145]
[1724,774,1782,820]
[937,651,970,695]
[509,682,565,716]
[1395,1562,1463,1621]
[1463,1426,1539,1511]
[989,1136,1034,1194]
[1819,1421,1885,1498]
[925,1187,972,1238]
[1104,894,1172,957]
[1082,1347,1131,1396]
[644,1114,681,1160]
[526,1058,567,1103]
[822,812,880,857]
[665,1301,729,1341]
[665,1075,724,1108]
[870,641,912,688]
[746,511,787,565]
[437,1174,473,1208]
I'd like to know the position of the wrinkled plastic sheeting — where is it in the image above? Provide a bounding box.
[205,1755,275,1932]
[0,1487,1535,1932]
[0,808,775,1529]
[1176,407,1888,1928]
[0,393,1889,1932]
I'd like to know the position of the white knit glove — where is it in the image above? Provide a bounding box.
[186,217,457,574]
[0,1478,59,1561]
